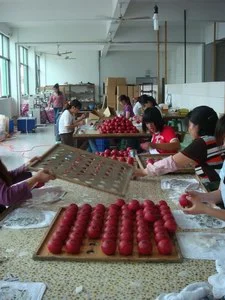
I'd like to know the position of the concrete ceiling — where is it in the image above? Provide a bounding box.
[0,0,225,55]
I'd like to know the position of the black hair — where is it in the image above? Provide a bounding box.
[119,95,132,106]
[215,114,225,146]
[53,83,62,95]
[65,99,82,110]
[0,160,12,186]
[187,106,218,137]
[142,107,164,133]
[139,94,157,107]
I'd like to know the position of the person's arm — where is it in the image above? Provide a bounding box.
[133,152,195,177]
[186,189,222,205]
[0,169,55,207]
[149,139,180,152]
[182,196,225,221]
[48,95,53,109]
[125,111,131,119]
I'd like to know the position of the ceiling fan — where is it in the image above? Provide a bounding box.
[64,56,76,60]
[43,44,72,56]
[97,1,151,23]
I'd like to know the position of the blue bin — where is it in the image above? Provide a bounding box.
[17,117,36,133]
[9,119,14,133]
[95,138,110,152]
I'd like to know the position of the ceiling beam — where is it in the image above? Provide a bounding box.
[101,0,132,57]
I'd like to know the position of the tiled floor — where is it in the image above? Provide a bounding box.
[0,124,56,170]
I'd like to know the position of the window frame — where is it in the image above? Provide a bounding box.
[35,54,41,92]
[19,46,29,96]
[0,33,11,97]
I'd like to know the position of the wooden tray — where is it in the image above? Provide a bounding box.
[29,144,133,197]
[33,208,182,263]
[136,154,195,174]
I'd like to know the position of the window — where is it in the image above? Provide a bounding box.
[0,34,10,97]
[19,46,29,95]
[35,54,40,92]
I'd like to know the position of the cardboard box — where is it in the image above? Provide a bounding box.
[105,77,127,87]
[117,97,123,112]
[107,92,117,108]
[133,85,140,98]
[105,85,116,95]
[88,110,104,120]
[105,77,117,86]
[117,85,127,97]
[127,85,134,99]
[103,106,117,118]
[116,78,127,86]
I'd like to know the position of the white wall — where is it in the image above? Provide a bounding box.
[101,51,159,84]
[168,44,203,84]
[217,22,225,40]
[44,51,99,100]
[165,82,225,115]
[101,45,203,89]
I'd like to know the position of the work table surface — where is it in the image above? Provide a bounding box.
[0,175,216,300]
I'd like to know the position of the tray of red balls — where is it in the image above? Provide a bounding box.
[33,199,182,262]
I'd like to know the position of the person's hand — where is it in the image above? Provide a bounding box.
[182,198,208,215]
[79,114,86,120]
[186,191,205,203]
[140,142,150,151]
[133,168,148,178]
[34,169,56,183]
[25,156,41,168]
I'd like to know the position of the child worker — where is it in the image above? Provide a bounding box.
[140,106,180,154]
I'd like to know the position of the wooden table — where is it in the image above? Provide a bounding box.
[162,112,188,121]
[0,175,218,299]
[73,129,149,139]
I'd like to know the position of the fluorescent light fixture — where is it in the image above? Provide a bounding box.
[153,5,159,31]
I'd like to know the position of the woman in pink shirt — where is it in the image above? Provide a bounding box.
[48,83,66,124]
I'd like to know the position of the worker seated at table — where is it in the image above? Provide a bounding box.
[140,107,180,154]
[0,156,55,209]
[134,106,224,192]
[139,94,162,115]
[132,97,143,117]
[58,99,86,147]
[118,95,134,119]
[181,114,225,220]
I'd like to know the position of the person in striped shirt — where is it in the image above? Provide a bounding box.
[134,106,225,190]
[181,114,225,220]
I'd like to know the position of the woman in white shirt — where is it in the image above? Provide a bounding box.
[182,114,225,220]
[58,99,85,146]
[139,94,162,115]
[133,97,142,116]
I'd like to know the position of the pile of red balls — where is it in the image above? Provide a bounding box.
[98,116,139,134]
